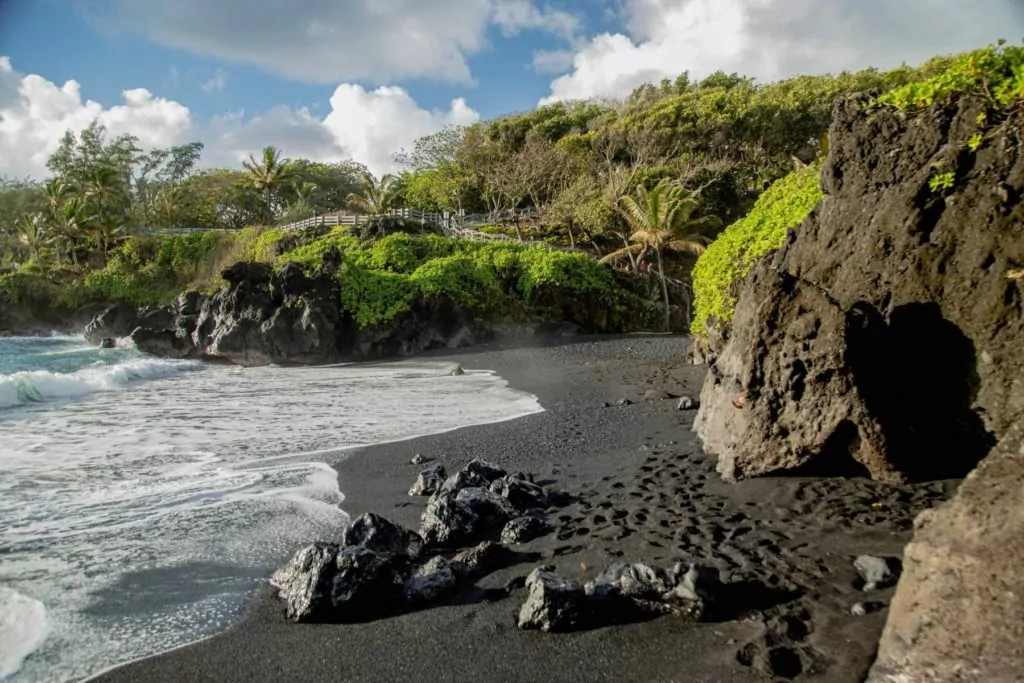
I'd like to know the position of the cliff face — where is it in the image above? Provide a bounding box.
[695,94,1023,484]
[694,94,1024,679]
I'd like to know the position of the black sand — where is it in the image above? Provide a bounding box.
[95,336,957,682]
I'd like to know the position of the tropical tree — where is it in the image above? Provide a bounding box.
[242,146,294,220]
[83,164,127,223]
[53,198,88,266]
[291,180,318,213]
[346,171,401,215]
[16,212,47,263]
[42,179,75,220]
[599,179,720,331]
[92,213,124,255]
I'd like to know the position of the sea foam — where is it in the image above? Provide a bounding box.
[0,588,48,679]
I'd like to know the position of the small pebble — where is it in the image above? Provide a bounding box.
[411,454,427,465]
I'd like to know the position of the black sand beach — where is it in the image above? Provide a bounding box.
[96,336,957,683]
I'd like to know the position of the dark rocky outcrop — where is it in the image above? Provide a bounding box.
[868,420,1024,682]
[270,513,423,622]
[84,303,140,344]
[693,93,1024,680]
[272,470,545,623]
[419,460,544,547]
[695,95,1023,484]
[408,463,447,497]
[517,562,720,632]
[500,516,549,545]
[83,248,494,366]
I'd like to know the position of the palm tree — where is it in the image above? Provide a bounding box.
[599,179,721,331]
[84,164,127,223]
[53,198,87,266]
[242,146,294,221]
[92,213,124,254]
[291,180,318,213]
[346,171,400,215]
[16,212,47,264]
[42,179,74,219]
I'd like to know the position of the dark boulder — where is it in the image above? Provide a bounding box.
[401,556,457,604]
[490,474,547,512]
[454,487,517,527]
[130,327,195,359]
[329,545,411,620]
[451,541,513,578]
[517,561,720,633]
[420,492,480,547]
[269,542,339,622]
[408,463,447,497]
[500,516,550,544]
[585,562,719,621]
[342,512,423,559]
[517,567,588,632]
[84,303,140,344]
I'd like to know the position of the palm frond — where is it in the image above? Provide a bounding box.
[597,243,645,264]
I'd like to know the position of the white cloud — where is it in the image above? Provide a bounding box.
[492,0,582,40]
[200,68,228,93]
[0,57,477,180]
[541,0,1024,104]
[322,86,479,175]
[0,57,190,179]
[108,0,494,84]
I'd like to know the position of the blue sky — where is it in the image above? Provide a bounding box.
[1,0,1022,178]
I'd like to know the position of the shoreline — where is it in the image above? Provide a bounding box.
[93,335,957,683]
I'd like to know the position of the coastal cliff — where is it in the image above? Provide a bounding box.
[694,90,1024,680]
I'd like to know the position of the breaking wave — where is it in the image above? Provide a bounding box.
[0,358,202,410]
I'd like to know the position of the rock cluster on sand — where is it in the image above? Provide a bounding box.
[271,459,547,622]
[273,457,730,637]
[517,562,720,632]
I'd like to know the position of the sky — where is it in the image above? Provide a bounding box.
[1,0,1023,180]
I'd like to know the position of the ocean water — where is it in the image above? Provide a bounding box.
[0,336,543,682]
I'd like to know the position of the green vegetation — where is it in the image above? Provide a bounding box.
[877,42,1024,111]
[278,232,642,330]
[600,180,718,331]
[691,166,824,335]
[929,172,956,193]
[2,45,1007,336]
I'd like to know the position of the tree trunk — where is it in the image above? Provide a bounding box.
[656,248,671,332]
[567,219,576,249]
[266,187,273,224]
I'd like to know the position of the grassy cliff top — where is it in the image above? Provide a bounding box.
[877,42,1024,111]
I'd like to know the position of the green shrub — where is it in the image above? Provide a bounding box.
[877,43,1024,111]
[517,248,617,300]
[276,232,361,269]
[337,263,420,328]
[83,257,179,307]
[691,165,824,335]
[411,254,503,310]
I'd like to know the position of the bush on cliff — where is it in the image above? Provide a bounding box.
[877,42,1024,111]
[277,233,645,330]
[691,165,824,335]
